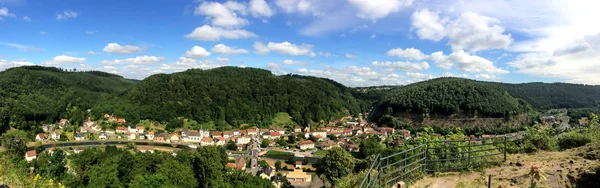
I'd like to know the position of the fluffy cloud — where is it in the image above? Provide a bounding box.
[348,0,414,21]
[345,53,356,59]
[56,10,79,20]
[387,48,428,60]
[371,61,430,71]
[275,0,322,16]
[293,66,412,86]
[411,9,512,52]
[431,50,508,74]
[0,59,33,70]
[185,25,257,41]
[1,42,45,52]
[42,55,86,66]
[280,59,308,65]
[253,41,315,56]
[159,57,226,72]
[0,7,16,18]
[101,56,165,65]
[184,46,211,58]
[23,16,30,22]
[216,57,230,63]
[249,0,274,18]
[102,43,144,54]
[86,51,94,56]
[195,1,248,28]
[211,44,249,55]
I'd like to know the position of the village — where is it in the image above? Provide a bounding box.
[23,112,542,187]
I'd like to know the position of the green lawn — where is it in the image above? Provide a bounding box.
[314,149,328,156]
[265,150,293,157]
[65,131,74,141]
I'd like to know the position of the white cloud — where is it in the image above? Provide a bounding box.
[159,57,225,72]
[184,46,211,58]
[0,7,16,18]
[56,10,78,20]
[431,50,509,74]
[275,0,322,16]
[371,61,430,72]
[387,48,428,60]
[86,31,95,35]
[0,59,33,70]
[280,59,308,65]
[253,41,315,56]
[40,31,47,35]
[216,57,230,63]
[86,51,94,56]
[102,43,144,54]
[293,66,410,86]
[185,25,257,41]
[101,56,165,65]
[405,72,434,81]
[42,55,86,66]
[23,16,30,22]
[345,53,356,59]
[348,0,414,21]
[370,34,376,38]
[211,44,249,55]
[1,42,45,52]
[195,1,248,28]
[249,0,274,18]
[411,9,512,52]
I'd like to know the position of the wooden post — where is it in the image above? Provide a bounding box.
[403,150,407,181]
[488,175,492,188]
[467,140,471,168]
[503,136,507,162]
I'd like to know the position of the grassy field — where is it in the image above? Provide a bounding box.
[314,149,328,157]
[265,150,293,156]
[270,112,296,128]
[65,131,74,141]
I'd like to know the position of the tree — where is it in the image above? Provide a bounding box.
[287,156,296,165]
[287,134,296,144]
[319,147,356,185]
[275,161,282,171]
[281,177,294,188]
[277,139,288,147]
[302,158,309,165]
[359,136,386,159]
[327,134,338,141]
[0,130,29,158]
[166,118,184,132]
[193,146,228,188]
[261,139,270,148]
[227,141,237,150]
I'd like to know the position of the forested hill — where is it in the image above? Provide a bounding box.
[371,77,532,122]
[93,67,363,129]
[0,66,137,133]
[496,82,600,110]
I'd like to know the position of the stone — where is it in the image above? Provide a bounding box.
[569,160,574,164]
[516,162,523,167]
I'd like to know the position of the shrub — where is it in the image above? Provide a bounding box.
[558,131,592,150]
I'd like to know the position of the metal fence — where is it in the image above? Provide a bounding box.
[360,136,509,188]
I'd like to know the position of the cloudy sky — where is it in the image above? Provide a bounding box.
[1,0,599,86]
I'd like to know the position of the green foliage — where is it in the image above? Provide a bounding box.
[0,130,29,158]
[275,161,282,171]
[287,156,296,164]
[521,123,559,153]
[166,118,184,132]
[261,139,270,148]
[359,136,386,159]
[558,131,592,150]
[226,140,237,150]
[318,147,356,185]
[498,82,600,110]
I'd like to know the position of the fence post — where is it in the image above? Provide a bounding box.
[503,136,507,162]
[403,149,407,181]
[467,139,471,168]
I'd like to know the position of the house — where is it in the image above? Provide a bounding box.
[343,129,353,136]
[74,147,84,154]
[222,131,233,139]
[345,144,359,152]
[214,136,226,146]
[103,113,110,119]
[226,163,237,169]
[58,119,69,128]
[50,131,61,140]
[98,132,107,140]
[295,161,303,169]
[398,129,411,139]
[294,126,302,133]
[154,133,166,142]
[233,129,240,136]
[47,147,55,156]
[182,130,202,143]
[236,136,251,145]
[277,128,285,135]
[200,137,214,146]
[42,125,50,132]
[116,126,128,134]
[379,127,395,135]
[137,146,154,153]
[74,133,85,141]
[146,132,155,140]
[304,132,311,139]
[170,133,180,142]
[246,129,257,136]
[211,131,222,138]
[117,118,126,124]
[320,141,338,150]
[138,135,145,140]
[128,126,137,133]
[236,144,244,151]
[137,126,145,134]
[312,131,327,138]
[235,157,246,170]
[298,140,315,150]
[260,129,270,135]
[128,133,137,140]
[269,131,281,139]
[262,132,271,140]
[259,165,275,180]
[285,168,312,183]
[25,150,37,162]
[35,133,46,141]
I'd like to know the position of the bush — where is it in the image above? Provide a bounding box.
[558,131,592,150]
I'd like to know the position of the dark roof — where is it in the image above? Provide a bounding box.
[262,165,273,175]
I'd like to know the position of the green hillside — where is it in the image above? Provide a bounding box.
[497,82,600,110]
[93,67,362,129]
[0,66,137,133]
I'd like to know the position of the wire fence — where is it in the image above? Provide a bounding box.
[360,136,510,188]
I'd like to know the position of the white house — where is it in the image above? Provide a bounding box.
[312,131,327,138]
[182,131,202,143]
[35,133,46,141]
[25,150,37,162]
[200,137,214,146]
[116,126,128,134]
[298,140,315,150]
[74,133,85,141]
[137,126,145,134]
[146,132,155,140]
[214,136,226,146]
[99,133,107,140]
[236,136,251,145]
[128,126,137,133]
[51,131,61,140]
[277,128,285,135]
[233,129,240,136]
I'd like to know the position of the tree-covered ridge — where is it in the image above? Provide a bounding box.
[497,82,600,110]
[0,66,137,133]
[94,66,362,129]
[372,77,532,119]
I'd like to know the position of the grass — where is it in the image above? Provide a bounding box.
[270,112,296,128]
[266,150,293,156]
[314,149,328,157]
[65,131,74,141]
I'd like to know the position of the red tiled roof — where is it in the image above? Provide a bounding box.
[26,150,37,157]
[296,161,302,165]
[117,126,127,130]
[226,163,237,169]
[201,137,213,142]
[270,132,280,136]
[299,140,314,146]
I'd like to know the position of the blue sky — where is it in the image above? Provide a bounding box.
[1,0,599,86]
